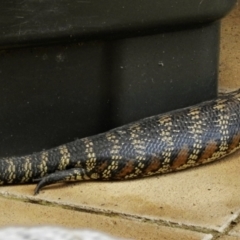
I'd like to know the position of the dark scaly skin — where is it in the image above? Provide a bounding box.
[1,89,240,195]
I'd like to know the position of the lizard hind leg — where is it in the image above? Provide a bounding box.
[33,168,97,195]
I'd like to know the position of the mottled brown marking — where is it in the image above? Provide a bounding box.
[96,161,108,172]
[199,140,218,162]
[171,146,189,169]
[228,133,240,152]
[144,157,162,173]
[115,161,135,178]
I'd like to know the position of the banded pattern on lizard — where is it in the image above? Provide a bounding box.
[1,89,240,194]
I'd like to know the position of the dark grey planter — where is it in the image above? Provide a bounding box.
[0,0,236,157]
